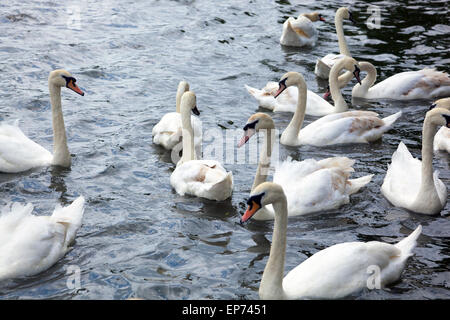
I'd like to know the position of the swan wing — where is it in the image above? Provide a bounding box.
[280,17,317,47]
[368,69,450,100]
[282,241,401,299]
[314,54,347,79]
[381,142,422,208]
[272,157,369,216]
[0,122,53,173]
[170,160,233,201]
[299,111,391,146]
[433,127,450,153]
[152,112,202,150]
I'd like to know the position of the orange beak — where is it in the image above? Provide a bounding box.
[240,201,261,223]
[67,79,84,96]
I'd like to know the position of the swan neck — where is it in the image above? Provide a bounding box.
[359,62,377,94]
[329,60,347,112]
[420,119,437,189]
[259,199,288,300]
[252,128,274,191]
[335,11,350,56]
[49,83,70,166]
[180,108,195,162]
[283,81,306,142]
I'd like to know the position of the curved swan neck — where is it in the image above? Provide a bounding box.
[335,10,350,56]
[251,128,274,191]
[353,62,377,96]
[49,83,70,167]
[180,107,195,163]
[281,80,307,144]
[176,82,189,113]
[259,199,288,300]
[329,59,348,112]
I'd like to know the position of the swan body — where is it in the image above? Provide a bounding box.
[245,82,338,116]
[238,113,372,220]
[431,98,450,153]
[274,70,401,147]
[0,196,85,281]
[152,81,202,158]
[0,70,84,173]
[245,56,358,116]
[381,107,450,215]
[351,62,450,100]
[170,91,233,201]
[434,126,450,153]
[241,182,422,300]
[280,12,325,47]
[315,7,354,79]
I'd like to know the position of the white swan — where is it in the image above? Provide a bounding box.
[237,113,373,220]
[244,56,360,116]
[431,98,450,153]
[274,71,401,146]
[349,61,450,100]
[314,7,354,79]
[241,182,422,300]
[0,196,85,281]
[280,12,325,47]
[152,81,202,159]
[170,91,233,201]
[381,107,449,215]
[0,70,84,173]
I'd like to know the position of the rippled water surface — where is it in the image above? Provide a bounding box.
[0,0,449,299]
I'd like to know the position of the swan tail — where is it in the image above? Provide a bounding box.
[244,84,264,98]
[347,174,374,195]
[208,172,233,201]
[382,111,402,129]
[51,196,85,246]
[395,225,422,258]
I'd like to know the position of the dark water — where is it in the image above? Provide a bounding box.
[0,0,449,299]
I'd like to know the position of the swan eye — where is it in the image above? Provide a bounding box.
[429,103,436,110]
[443,114,450,127]
[243,120,258,131]
[247,192,265,207]
[348,11,355,24]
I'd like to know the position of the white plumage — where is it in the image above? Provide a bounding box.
[0,196,85,281]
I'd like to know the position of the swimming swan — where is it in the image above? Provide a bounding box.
[241,182,422,299]
[0,70,84,173]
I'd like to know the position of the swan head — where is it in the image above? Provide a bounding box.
[237,113,274,147]
[425,107,450,128]
[48,69,84,96]
[429,97,450,111]
[241,182,285,223]
[302,12,326,22]
[274,71,305,98]
[337,7,355,24]
[180,91,200,116]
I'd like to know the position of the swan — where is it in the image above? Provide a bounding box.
[0,196,85,281]
[274,71,402,146]
[347,61,450,100]
[0,69,84,173]
[237,113,373,220]
[381,107,450,215]
[280,12,325,47]
[431,97,450,153]
[170,91,233,201]
[152,81,202,159]
[244,56,360,116]
[314,7,355,79]
[241,182,422,300]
